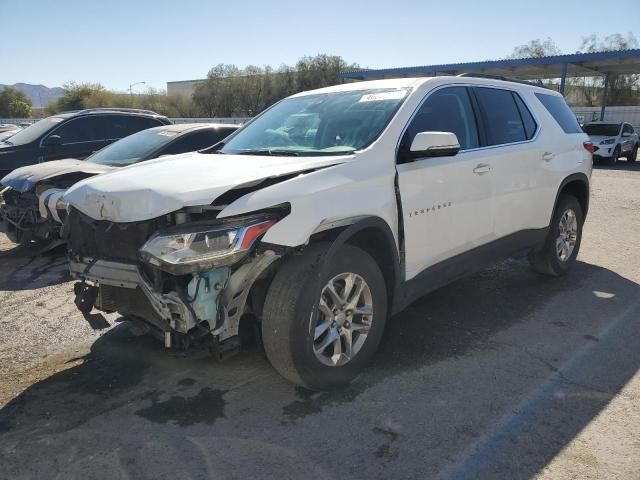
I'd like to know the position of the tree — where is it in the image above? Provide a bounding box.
[575,33,640,106]
[507,38,561,59]
[192,54,359,117]
[0,87,32,118]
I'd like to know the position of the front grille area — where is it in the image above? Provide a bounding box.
[97,285,165,329]
[67,207,169,263]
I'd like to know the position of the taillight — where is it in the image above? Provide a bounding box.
[583,141,595,154]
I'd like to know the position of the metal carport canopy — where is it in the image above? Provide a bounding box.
[340,49,640,120]
[340,49,640,82]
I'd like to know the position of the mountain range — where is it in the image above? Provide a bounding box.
[0,83,64,108]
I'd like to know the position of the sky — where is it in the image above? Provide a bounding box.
[2,0,639,92]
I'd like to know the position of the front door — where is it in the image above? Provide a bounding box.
[396,86,494,280]
[43,117,107,161]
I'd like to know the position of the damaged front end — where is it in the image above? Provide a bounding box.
[67,206,287,357]
[0,185,68,246]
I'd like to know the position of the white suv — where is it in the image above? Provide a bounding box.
[64,76,592,390]
[583,121,639,165]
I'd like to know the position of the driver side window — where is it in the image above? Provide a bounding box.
[399,86,479,158]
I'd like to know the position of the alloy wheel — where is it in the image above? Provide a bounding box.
[556,209,578,262]
[312,272,373,367]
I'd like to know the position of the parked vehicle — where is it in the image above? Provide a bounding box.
[0,123,238,246]
[0,127,21,142]
[0,108,170,178]
[64,76,592,390]
[583,121,639,165]
[0,123,22,133]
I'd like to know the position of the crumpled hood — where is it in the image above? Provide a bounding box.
[64,152,348,222]
[1,159,115,193]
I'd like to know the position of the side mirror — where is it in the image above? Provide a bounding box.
[407,132,460,160]
[45,135,61,147]
[622,132,630,138]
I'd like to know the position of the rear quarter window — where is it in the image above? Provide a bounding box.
[534,93,582,134]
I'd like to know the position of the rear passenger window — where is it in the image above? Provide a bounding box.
[54,117,105,144]
[161,128,233,155]
[102,115,163,140]
[534,93,583,134]
[399,86,479,157]
[513,94,537,139]
[474,88,526,145]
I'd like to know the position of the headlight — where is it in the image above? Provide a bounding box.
[139,215,277,273]
[600,138,616,145]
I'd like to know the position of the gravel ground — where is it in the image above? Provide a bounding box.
[0,163,639,479]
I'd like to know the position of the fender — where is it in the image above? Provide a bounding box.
[549,172,590,225]
[314,216,402,315]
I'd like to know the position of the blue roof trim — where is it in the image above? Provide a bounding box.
[341,49,640,79]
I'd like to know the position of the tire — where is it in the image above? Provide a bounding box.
[607,146,620,166]
[628,144,638,162]
[528,194,584,277]
[262,242,387,390]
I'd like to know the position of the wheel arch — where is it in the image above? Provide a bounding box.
[309,216,402,314]
[552,173,590,223]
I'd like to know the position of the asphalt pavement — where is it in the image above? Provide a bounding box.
[0,163,639,480]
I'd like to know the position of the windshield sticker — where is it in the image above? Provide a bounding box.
[359,91,406,102]
[157,131,178,137]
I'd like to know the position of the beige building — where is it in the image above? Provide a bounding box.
[166,79,204,97]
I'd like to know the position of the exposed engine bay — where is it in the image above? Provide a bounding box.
[1,160,113,246]
[67,206,289,357]
[1,184,68,245]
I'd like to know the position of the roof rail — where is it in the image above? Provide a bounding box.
[75,107,165,116]
[457,73,550,89]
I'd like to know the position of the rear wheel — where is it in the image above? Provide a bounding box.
[529,194,583,277]
[628,144,638,162]
[262,243,387,390]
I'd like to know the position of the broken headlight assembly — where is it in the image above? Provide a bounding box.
[139,215,277,274]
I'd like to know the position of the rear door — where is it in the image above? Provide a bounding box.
[42,116,107,161]
[472,86,543,237]
[396,86,494,280]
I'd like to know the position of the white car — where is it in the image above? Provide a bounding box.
[583,121,639,165]
[63,75,592,390]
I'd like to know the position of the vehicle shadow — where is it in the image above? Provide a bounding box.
[0,258,639,479]
[0,228,69,291]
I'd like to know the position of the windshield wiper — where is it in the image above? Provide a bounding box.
[236,149,300,157]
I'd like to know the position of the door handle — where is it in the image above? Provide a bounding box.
[542,152,554,162]
[473,163,491,175]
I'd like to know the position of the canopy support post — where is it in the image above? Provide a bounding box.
[559,63,568,95]
[600,73,610,121]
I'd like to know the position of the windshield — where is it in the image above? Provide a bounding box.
[219,88,409,156]
[583,123,620,137]
[87,128,178,166]
[2,117,64,146]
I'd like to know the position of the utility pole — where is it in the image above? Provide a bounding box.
[128,81,146,96]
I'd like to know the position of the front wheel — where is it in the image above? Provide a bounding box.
[607,146,620,166]
[262,243,387,390]
[528,194,584,277]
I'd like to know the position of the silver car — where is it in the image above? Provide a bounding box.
[583,121,639,165]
